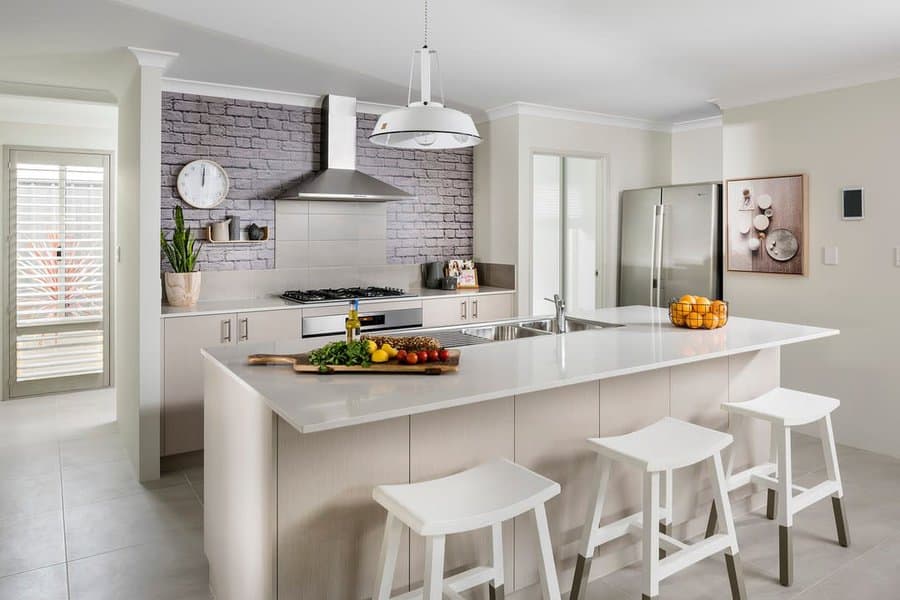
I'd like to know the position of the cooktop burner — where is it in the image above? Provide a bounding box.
[280,286,416,304]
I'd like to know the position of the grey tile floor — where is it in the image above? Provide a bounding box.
[1,389,899,599]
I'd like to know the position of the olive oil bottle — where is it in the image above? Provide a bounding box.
[346,299,361,342]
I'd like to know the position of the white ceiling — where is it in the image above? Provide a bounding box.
[3,0,900,123]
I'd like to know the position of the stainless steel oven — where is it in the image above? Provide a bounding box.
[301,307,423,338]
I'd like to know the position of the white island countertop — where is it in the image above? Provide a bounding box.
[201,306,838,434]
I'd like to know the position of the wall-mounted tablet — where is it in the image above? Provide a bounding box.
[842,188,864,220]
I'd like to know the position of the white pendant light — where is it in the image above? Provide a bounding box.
[369,0,481,150]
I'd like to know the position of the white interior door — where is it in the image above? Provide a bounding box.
[531,154,603,315]
[7,148,111,397]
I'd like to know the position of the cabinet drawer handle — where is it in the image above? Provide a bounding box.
[472,299,478,319]
[240,318,248,341]
[222,319,232,343]
[460,300,467,320]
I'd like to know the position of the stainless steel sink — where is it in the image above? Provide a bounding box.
[517,317,623,333]
[461,324,551,342]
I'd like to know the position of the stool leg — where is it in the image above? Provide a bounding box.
[659,469,673,559]
[642,471,661,599]
[775,424,794,586]
[570,456,611,600]
[821,414,851,547]
[767,421,779,521]
[373,513,404,600]
[533,503,562,600]
[489,522,505,600]
[705,501,718,538]
[423,535,445,600]
[710,450,748,600]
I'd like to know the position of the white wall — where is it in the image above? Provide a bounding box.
[0,97,117,401]
[671,125,722,184]
[722,77,900,458]
[474,114,671,314]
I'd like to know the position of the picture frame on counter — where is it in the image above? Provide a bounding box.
[725,174,808,276]
[456,268,479,289]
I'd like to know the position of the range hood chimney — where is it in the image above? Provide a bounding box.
[278,95,415,202]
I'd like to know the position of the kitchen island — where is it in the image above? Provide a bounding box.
[201,306,837,600]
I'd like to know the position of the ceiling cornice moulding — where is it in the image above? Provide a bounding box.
[670,115,723,132]
[160,77,399,115]
[484,101,674,132]
[128,47,179,71]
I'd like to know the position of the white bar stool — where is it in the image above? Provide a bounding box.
[570,417,748,600]
[372,459,562,600]
[705,387,850,586]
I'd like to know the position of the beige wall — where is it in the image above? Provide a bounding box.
[723,77,900,458]
[474,114,671,313]
[671,126,722,184]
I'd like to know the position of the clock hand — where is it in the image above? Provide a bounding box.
[201,165,206,187]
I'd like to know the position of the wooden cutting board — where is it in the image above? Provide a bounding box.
[246,350,460,375]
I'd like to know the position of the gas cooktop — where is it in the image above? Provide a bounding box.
[280,286,417,304]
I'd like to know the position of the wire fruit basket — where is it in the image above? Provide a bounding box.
[668,297,728,329]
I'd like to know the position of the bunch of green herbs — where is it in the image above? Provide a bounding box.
[308,340,372,372]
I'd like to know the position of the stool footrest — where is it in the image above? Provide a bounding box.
[793,481,841,513]
[393,566,496,600]
[588,508,672,551]
[728,463,776,491]
[658,533,733,582]
[750,473,806,494]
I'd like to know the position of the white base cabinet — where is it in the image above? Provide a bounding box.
[422,293,515,328]
[161,309,301,456]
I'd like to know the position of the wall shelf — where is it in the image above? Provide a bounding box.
[203,225,269,244]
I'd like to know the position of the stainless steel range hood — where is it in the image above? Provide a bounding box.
[278,95,415,202]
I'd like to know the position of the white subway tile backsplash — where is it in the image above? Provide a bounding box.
[277,213,309,241]
[357,240,387,266]
[307,241,363,267]
[276,200,310,215]
[275,241,310,268]
[308,214,387,241]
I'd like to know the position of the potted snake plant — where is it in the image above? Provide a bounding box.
[160,206,202,307]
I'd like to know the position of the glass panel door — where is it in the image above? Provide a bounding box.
[7,148,111,397]
[531,154,603,315]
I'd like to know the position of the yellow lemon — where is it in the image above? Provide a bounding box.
[686,312,703,329]
[694,297,711,314]
[365,340,378,354]
[371,349,389,363]
[381,343,398,358]
[703,313,720,329]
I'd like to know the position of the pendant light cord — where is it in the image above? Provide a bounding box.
[423,0,429,47]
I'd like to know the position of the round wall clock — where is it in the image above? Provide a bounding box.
[177,159,229,209]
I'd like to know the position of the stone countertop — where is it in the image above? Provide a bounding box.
[161,286,516,318]
[201,306,838,434]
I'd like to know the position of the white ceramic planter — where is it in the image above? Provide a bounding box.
[164,271,202,307]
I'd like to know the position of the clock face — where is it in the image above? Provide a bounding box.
[177,160,229,209]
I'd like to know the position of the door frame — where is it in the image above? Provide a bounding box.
[3,145,115,399]
[527,149,609,315]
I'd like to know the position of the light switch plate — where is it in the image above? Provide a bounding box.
[824,246,839,265]
[895,247,900,267]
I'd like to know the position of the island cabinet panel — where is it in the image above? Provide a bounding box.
[669,357,730,525]
[512,382,600,592]
[408,398,515,596]
[203,359,277,600]
[276,417,410,600]
[728,347,780,477]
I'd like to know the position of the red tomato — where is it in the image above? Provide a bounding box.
[396,349,407,362]
[438,349,450,361]
[405,352,418,365]
[427,350,439,362]
[417,351,429,363]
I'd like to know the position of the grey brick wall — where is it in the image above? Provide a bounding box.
[160,92,473,272]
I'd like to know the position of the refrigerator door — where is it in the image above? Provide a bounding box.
[618,187,662,306]
[659,184,721,303]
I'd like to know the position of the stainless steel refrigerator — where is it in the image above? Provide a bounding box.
[617,183,722,307]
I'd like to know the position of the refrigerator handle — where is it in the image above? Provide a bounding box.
[649,205,659,305]
[656,204,666,307]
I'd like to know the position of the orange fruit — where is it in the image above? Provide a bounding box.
[694,297,711,314]
[678,294,696,306]
[685,312,703,329]
[703,313,720,329]
[672,313,686,326]
[711,300,727,317]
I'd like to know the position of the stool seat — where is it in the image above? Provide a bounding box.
[587,417,733,471]
[374,459,560,536]
[723,387,840,427]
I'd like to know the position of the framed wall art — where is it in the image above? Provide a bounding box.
[726,174,807,275]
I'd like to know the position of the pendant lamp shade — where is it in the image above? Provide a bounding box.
[368,1,481,150]
[369,103,481,150]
